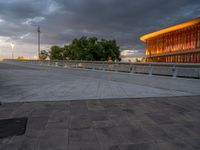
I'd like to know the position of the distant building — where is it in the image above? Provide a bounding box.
[140,17,200,63]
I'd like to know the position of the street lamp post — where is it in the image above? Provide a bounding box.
[10,43,14,59]
[12,48,14,59]
[37,25,40,60]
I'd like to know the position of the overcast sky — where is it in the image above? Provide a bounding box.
[0,0,200,59]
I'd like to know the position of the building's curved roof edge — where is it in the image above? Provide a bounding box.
[140,17,200,42]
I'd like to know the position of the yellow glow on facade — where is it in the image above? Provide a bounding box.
[140,17,200,41]
[140,17,200,63]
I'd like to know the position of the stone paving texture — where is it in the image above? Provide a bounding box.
[0,96,200,150]
[0,62,200,102]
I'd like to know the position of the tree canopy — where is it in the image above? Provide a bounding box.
[39,50,48,60]
[49,36,121,61]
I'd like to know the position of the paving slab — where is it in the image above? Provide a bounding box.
[0,96,200,150]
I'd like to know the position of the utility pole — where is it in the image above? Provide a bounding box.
[37,25,40,59]
[12,49,14,59]
[10,43,14,59]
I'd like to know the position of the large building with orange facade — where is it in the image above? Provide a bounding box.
[140,17,200,63]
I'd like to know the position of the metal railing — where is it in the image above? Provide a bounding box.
[3,59,200,79]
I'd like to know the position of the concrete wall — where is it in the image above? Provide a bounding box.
[3,59,200,79]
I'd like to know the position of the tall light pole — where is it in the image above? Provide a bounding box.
[10,43,15,59]
[0,48,2,61]
[37,25,40,59]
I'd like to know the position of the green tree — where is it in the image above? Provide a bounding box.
[49,36,121,61]
[49,46,64,60]
[39,50,48,60]
[99,39,121,61]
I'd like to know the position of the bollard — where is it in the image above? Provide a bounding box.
[114,64,118,72]
[198,69,200,79]
[129,65,133,73]
[172,65,177,78]
[132,65,136,74]
[55,62,58,67]
[64,63,68,68]
[92,62,95,70]
[149,64,153,76]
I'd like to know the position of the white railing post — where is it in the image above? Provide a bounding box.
[149,64,153,76]
[55,62,58,67]
[92,62,95,70]
[129,64,132,73]
[172,65,177,78]
[198,68,200,79]
[64,61,68,68]
[48,61,50,66]
[132,65,136,74]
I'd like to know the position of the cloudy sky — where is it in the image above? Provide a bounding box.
[0,0,200,60]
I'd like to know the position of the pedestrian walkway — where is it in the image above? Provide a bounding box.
[0,62,200,102]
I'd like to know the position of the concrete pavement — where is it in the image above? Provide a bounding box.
[1,62,200,150]
[0,62,200,102]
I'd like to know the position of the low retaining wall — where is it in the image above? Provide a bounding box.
[3,59,200,79]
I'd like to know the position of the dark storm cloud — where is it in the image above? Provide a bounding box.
[0,0,200,55]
